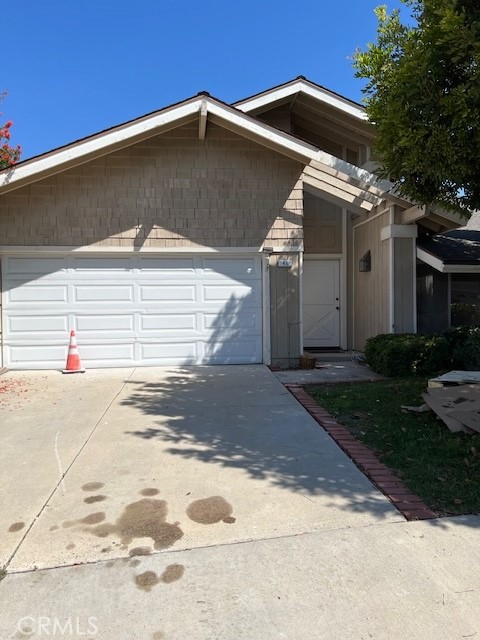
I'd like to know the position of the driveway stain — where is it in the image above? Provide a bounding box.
[135,570,160,592]
[129,558,141,568]
[140,488,159,496]
[8,522,25,532]
[161,564,184,584]
[84,495,107,504]
[90,498,183,550]
[186,496,235,525]
[62,512,106,528]
[129,546,152,556]
[152,632,165,639]
[82,482,105,492]
[49,525,59,531]
[66,543,75,550]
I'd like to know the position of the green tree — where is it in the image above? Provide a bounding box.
[354,0,480,214]
[0,92,21,169]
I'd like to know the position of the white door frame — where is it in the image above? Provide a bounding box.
[302,254,347,350]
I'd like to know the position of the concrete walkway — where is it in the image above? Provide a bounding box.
[1,365,479,639]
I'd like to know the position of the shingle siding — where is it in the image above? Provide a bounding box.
[0,123,304,250]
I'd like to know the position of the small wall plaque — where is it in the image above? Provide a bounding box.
[278,259,292,268]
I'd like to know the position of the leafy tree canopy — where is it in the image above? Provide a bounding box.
[0,92,21,170]
[354,0,480,214]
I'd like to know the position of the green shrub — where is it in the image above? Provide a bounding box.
[365,333,450,377]
[451,327,480,370]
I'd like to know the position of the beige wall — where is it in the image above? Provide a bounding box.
[352,211,391,350]
[0,123,303,251]
[393,237,416,333]
[269,253,301,366]
[303,193,342,254]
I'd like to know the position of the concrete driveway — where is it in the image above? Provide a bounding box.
[1,365,480,639]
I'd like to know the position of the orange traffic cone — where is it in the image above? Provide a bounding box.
[62,330,85,374]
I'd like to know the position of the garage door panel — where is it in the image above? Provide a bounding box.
[201,284,258,303]
[202,312,260,331]
[76,315,135,334]
[4,257,67,278]
[6,344,68,365]
[72,258,133,273]
[139,314,197,332]
[139,285,196,302]
[73,285,135,303]
[79,343,135,362]
[139,342,197,362]
[6,315,69,335]
[205,341,260,363]
[2,255,263,368]
[201,258,260,279]
[7,285,68,304]
[138,257,196,274]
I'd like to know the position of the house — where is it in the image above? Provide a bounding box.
[0,77,472,370]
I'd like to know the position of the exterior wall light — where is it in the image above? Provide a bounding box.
[359,250,371,272]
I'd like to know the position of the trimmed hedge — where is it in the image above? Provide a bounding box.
[365,333,451,377]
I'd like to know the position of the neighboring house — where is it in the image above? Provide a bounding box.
[417,212,480,334]
[0,77,472,370]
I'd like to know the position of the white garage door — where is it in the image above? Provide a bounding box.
[2,255,263,369]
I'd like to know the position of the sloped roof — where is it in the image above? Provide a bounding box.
[0,78,395,213]
[417,213,480,271]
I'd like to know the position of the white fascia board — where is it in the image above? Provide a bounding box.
[312,150,394,194]
[0,98,203,191]
[417,246,480,272]
[417,247,446,272]
[0,93,388,201]
[206,100,318,162]
[235,80,367,121]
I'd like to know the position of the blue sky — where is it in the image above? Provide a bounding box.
[4,0,409,160]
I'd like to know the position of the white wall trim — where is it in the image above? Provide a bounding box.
[380,224,418,241]
[341,208,348,350]
[303,252,343,259]
[299,251,304,355]
[0,245,265,256]
[389,207,395,333]
[412,238,417,333]
[262,253,271,365]
[352,208,390,230]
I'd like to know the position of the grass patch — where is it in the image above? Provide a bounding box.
[307,378,480,516]
[0,567,6,582]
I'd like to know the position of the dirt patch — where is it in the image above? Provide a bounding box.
[8,522,25,533]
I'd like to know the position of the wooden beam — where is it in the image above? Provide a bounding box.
[399,204,427,224]
[303,171,377,213]
[198,101,208,140]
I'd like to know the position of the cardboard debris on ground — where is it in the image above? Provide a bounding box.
[428,370,480,388]
[422,383,480,434]
[401,403,430,413]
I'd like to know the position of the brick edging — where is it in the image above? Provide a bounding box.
[285,383,437,521]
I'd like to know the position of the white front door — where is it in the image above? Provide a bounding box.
[303,260,340,348]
